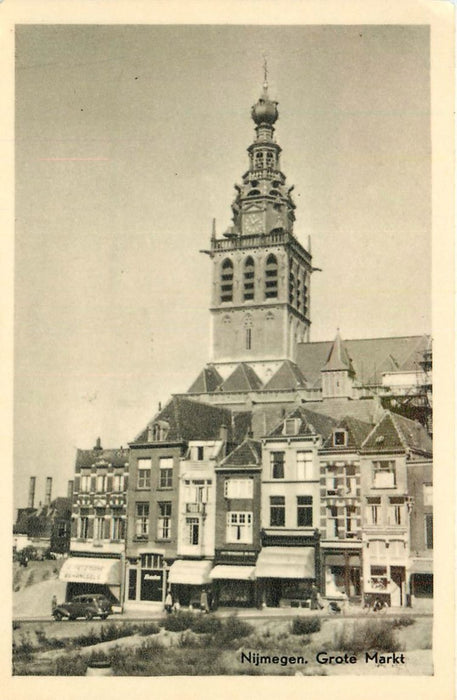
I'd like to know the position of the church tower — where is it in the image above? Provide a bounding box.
[207,73,313,366]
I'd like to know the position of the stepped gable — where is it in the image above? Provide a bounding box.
[131,396,235,444]
[220,363,263,392]
[268,405,337,440]
[322,331,355,375]
[187,365,223,393]
[218,438,262,469]
[262,360,308,391]
[296,334,430,388]
[76,447,129,468]
[304,397,382,425]
[362,410,432,456]
[321,415,372,450]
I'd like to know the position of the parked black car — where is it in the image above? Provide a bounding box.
[52,594,112,621]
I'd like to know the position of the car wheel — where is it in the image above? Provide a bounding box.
[54,611,63,621]
[85,611,94,620]
[69,616,76,621]
[100,614,108,620]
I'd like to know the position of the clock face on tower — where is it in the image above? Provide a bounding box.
[243,211,264,235]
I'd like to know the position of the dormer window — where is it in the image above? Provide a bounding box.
[284,418,300,436]
[333,430,348,447]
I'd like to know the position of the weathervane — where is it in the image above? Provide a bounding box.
[263,55,268,91]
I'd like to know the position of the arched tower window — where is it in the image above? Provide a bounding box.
[254,152,264,170]
[243,257,255,301]
[303,273,308,316]
[220,258,234,303]
[289,271,295,306]
[265,254,278,299]
[244,315,253,350]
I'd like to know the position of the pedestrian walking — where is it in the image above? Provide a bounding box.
[200,588,209,613]
[164,590,173,614]
[51,594,57,613]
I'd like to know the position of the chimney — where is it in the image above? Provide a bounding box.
[94,437,102,451]
[44,476,53,506]
[158,401,162,411]
[219,423,228,442]
[28,476,36,509]
[67,480,74,500]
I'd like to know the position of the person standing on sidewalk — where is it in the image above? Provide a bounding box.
[51,594,57,613]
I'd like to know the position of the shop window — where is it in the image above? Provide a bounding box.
[333,430,347,447]
[128,569,137,601]
[226,511,253,543]
[296,451,313,480]
[96,474,106,493]
[137,458,151,489]
[297,495,313,527]
[224,478,253,499]
[372,460,396,488]
[265,254,278,299]
[425,513,433,549]
[243,257,255,301]
[78,516,89,539]
[80,474,91,493]
[370,565,388,591]
[135,503,149,538]
[388,497,404,525]
[220,258,234,302]
[186,517,200,545]
[157,502,172,540]
[112,474,124,492]
[270,496,285,526]
[271,451,285,479]
[423,483,433,506]
[111,516,125,540]
[159,457,173,488]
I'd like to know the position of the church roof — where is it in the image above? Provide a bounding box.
[218,438,262,469]
[267,405,337,440]
[296,334,430,388]
[187,365,223,393]
[322,331,355,374]
[263,360,308,391]
[220,363,263,392]
[362,410,432,456]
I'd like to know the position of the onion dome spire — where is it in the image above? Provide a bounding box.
[251,58,278,126]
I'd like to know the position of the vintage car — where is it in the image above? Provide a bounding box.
[52,594,112,621]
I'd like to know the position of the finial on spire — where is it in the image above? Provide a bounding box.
[263,55,269,92]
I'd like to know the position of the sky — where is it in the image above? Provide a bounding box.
[14,24,431,512]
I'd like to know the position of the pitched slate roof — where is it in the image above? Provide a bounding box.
[303,397,383,425]
[321,415,373,450]
[76,447,129,469]
[187,365,223,393]
[131,396,235,445]
[267,405,337,440]
[219,438,262,469]
[262,360,308,391]
[296,334,430,388]
[322,331,355,375]
[220,363,263,392]
[362,411,432,455]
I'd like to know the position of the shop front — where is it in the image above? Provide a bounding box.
[126,553,167,606]
[409,558,433,608]
[209,565,257,608]
[59,555,123,609]
[255,546,316,608]
[168,559,213,608]
[322,550,362,601]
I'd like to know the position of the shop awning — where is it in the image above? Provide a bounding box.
[410,558,433,575]
[210,565,256,581]
[256,547,315,579]
[168,559,213,585]
[59,557,121,585]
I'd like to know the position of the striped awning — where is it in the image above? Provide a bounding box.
[210,565,256,581]
[59,557,121,585]
[256,547,315,579]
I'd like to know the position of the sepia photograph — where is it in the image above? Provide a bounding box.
[6,3,453,690]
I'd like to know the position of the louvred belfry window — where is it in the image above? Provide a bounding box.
[265,254,278,299]
[221,258,234,302]
[243,257,255,300]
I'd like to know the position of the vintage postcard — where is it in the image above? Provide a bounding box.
[2,0,454,698]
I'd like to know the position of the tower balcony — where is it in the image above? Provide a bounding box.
[211,231,311,263]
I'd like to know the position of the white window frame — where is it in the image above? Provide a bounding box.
[423,483,433,506]
[186,517,200,545]
[78,516,89,539]
[111,516,124,541]
[112,474,124,492]
[296,451,313,480]
[270,451,285,479]
[157,502,172,540]
[224,478,253,499]
[80,474,91,493]
[94,515,105,540]
[226,511,253,543]
[135,503,149,538]
[372,460,396,488]
[95,474,106,493]
[159,457,173,488]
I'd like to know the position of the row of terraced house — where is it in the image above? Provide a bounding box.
[59,78,433,613]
